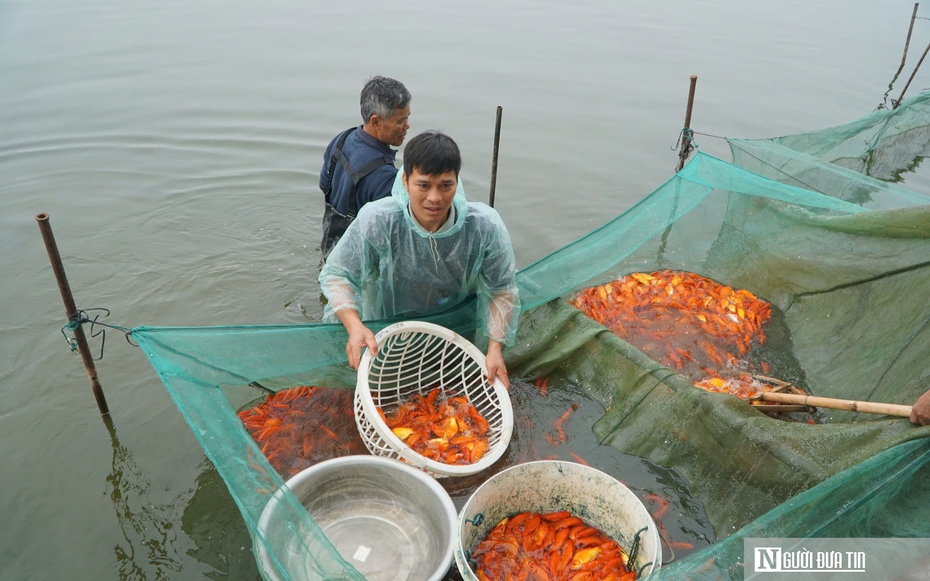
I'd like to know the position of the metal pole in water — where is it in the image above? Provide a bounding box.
[675,75,698,172]
[489,106,503,208]
[35,212,110,415]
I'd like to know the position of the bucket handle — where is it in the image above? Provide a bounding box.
[627,526,648,571]
[465,549,478,570]
[463,514,486,570]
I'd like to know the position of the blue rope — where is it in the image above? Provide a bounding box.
[670,127,699,151]
[59,308,137,359]
[60,325,80,352]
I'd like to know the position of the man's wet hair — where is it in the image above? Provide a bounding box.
[403,131,462,178]
[360,76,411,123]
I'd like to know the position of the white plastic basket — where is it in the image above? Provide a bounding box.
[355,321,513,477]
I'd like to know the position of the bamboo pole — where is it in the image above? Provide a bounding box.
[36,212,110,415]
[489,106,503,208]
[759,392,912,418]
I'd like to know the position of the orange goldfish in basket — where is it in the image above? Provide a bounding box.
[381,387,491,465]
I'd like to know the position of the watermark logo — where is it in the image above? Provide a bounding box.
[745,538,930,580]
[755,547,781,572]
[752,546,865,573]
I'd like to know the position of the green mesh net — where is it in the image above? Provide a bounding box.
[737,92,930,183]
[135,94,930,581]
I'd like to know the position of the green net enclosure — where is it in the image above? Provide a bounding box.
[135,95,930,581]
[728,92,930,209]
[735,92,930,182]
[649,438,930,580]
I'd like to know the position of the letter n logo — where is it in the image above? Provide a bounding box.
[755,547,782,572]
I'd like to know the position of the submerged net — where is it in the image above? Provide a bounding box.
[134,94,930,581]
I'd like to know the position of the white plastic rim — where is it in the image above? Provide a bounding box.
[355,321,514,477]
[455,460,662,580]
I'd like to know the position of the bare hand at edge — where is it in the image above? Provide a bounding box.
[336,308,377,370]
[485,340,510,389]
[911,389,930,426]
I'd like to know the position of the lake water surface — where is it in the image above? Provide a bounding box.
[3,1,930,579]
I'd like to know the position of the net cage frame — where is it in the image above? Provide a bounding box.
[132,92,930,581]
[355,321,514,477]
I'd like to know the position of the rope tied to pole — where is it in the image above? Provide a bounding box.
[59,307,137,360]
[36,212,110,415]
[670,127,699,151]
[673,127,699,172]
[674,75,699,173]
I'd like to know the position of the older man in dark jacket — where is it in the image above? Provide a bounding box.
[319,76,411,260]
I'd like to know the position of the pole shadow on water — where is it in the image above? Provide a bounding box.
[103,415,261,580]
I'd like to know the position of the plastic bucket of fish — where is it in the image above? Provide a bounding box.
[455,460,662,580]
[355,321,513,477]
[255,455,457,581]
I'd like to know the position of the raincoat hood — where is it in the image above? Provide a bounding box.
[391,170,468,238]
[321,170,520,346]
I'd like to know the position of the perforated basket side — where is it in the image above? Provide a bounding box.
[355,321,513,477]
[353,389,400,460]
[368,330,462,410]
[354,388,444,476]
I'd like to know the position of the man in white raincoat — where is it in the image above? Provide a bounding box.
[319,131,520,386]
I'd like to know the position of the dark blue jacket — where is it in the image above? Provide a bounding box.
[319,125,398,216]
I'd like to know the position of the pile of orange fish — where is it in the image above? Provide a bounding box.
[571,270,773,398]
[471,510,636,581]
[379,387,491,465]
[238,386,367,479]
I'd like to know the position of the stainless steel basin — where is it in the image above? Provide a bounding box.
[256,455,457,581]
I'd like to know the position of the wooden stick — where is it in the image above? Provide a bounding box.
[896,37,930,108]
[751,404,812,413]
[489,106,503,208]
[901,3,920,70]
[675,75,698,172]
[759,392,912,418]
[880,4,920,110]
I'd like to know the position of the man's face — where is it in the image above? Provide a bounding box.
[402,168,457,233]
[372,106,410,147]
